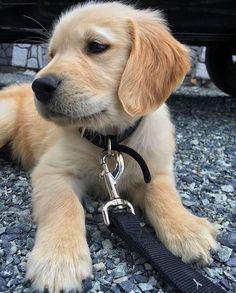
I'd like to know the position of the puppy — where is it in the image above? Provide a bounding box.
[0,2,217,292]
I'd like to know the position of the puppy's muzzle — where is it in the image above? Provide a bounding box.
[32,75,61,103]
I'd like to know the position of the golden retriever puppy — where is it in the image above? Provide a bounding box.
[0,2,217,292]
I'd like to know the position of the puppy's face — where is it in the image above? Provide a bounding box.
[33,2,190,132]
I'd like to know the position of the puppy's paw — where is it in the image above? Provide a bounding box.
[159,215,218,264]
[26,237,92,293]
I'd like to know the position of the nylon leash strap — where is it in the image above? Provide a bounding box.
[99,151,225,293]
[108,210,225,293]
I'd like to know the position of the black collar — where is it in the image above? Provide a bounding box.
[80,118,151,183]
[82,118,142,149]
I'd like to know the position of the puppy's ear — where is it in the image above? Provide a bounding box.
[118,14,190,116]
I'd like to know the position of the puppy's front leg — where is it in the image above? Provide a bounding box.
[144,174,218,264]
[27,164,92,293]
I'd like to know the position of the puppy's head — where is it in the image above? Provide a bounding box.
[33,2,190,132]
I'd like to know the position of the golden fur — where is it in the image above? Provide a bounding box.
[0,2,217,292]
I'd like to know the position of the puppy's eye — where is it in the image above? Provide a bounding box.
[87,41,109,54]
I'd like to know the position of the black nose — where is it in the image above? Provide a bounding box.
[32,75,60,103]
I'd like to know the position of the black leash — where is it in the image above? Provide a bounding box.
[82,121,225,293]
[108,210,225,293]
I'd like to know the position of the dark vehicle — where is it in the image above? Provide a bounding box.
[0,0,236,96]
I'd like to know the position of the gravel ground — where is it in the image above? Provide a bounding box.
[0,73,236,293]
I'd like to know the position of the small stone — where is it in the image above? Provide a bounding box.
[204,268,221,278]
[118,280,135,292]
[20,249,28,256]
[221,185,234,193]
[1,264,14,277]
[139,283,154,291]
[93,262,105,271]
[6,255,14,265]
[226,257,236,267]
[102,239,113,250]
[26,237,34,250]
[134,275,148,283]
[114,276,128,283]
[0,276,7,291]
[82,278,93,292]
[189,182,195,190]
[217,232,236,251]
[216,245,233,262]
[111,287,122,293]
[202,198,209,205]
[7,277,21,287]
[190,139,199,145]
[83,197,95,213]
[182,200,196,207]
[135,257,146,265]
[21,223,32,233]
[5,225,21,234]
[223,271,236,282]
[18,262,27,273]
[0,227,6,235]
[9,244,17,255]
[22,289,31,293]
[219,278,231,291]
[93,281,101,291]
[2,234,18,241]
[13,256,21,265]
[112,265,127,278]
[148,276,157,286]
[144,263,152,270]
[181,193,190,199]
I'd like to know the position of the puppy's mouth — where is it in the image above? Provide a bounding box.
[47,108,107,123]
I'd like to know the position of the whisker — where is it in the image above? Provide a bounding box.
[24,15,50,36]
[13,35,49,43]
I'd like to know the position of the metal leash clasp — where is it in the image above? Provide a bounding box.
[100,146,135,226]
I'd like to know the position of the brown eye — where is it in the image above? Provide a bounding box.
[87,41,109,54]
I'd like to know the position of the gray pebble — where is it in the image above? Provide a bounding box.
[118,280,135,292]
[1,264,14,277]
[93,262,105,271]
[204,268,223,278]
[26,237,34,250]
[138,283,154,291]
[113,276,129,283]
[0,227,6,235]
[226,257,236,267]
[112,264,127,278]
[102,239,113,250]
[221,185,234,193]
[216,245,233,262]
[0,276,7,291]
[220,278,231,291]
[111,287,122,293]
[9,244,17,255]
[217,232,236,251]
[2,234,18,241]
[144,263,152,271]
[134,275,149,283]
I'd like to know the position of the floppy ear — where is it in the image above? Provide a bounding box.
[118,15,190,116]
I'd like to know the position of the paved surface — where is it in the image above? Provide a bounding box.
[0,74,235,292]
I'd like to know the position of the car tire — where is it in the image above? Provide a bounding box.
[205,45,236,97]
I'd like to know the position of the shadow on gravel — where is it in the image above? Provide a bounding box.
[168,94,236,119]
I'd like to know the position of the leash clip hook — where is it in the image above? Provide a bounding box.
[100,151,135,226]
